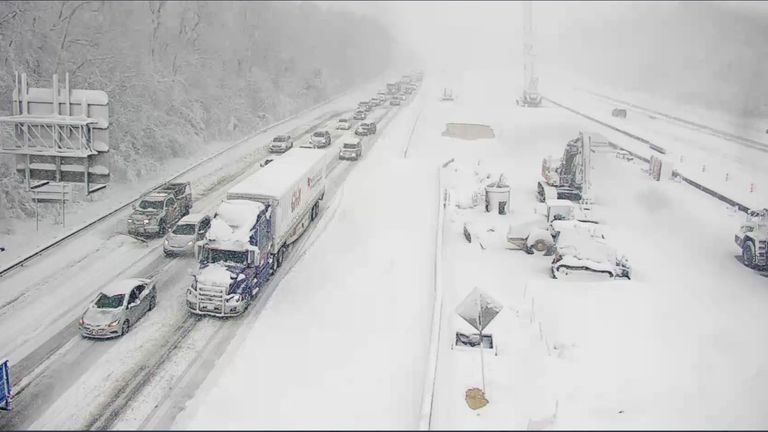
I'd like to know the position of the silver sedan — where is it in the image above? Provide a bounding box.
[79,278,157,339]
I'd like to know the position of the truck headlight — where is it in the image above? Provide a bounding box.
[143,219,150,224]
[108,319,120,327]
[127,219,133,223]
[187,240,193,246]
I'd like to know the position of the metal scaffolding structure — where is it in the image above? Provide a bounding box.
[0,72,109,194]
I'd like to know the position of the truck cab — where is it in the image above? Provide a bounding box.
[735,209,768,269]
[187,200,272,317]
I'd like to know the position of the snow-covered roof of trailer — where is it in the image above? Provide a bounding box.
[227,148,325,199]
[207,200,265,245]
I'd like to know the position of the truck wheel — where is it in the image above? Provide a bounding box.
[531,240,549,255]
[310,202,319,221]
[277,246,285,268]
[743,241,757,268]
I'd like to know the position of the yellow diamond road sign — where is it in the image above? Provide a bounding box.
[455,287,503,332]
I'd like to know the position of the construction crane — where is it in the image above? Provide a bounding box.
[517,0,542,108]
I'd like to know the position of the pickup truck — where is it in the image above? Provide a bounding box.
[128,182,192,237]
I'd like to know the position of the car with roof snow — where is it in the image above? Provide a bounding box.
[355,121,377,136]
[79,278,157,338]
[339,136,363,161]
[336,118,351,130]
[269,134,294,153]
[353,110,367,120]
[163,213,212,256]
[301,130,331,148]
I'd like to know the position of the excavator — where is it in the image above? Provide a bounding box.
[537,132,594,206]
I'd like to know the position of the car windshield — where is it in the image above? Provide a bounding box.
[343,143,359,149]
[312,131,325,137]
[273,136,287,142]
[205,248,248,265]
[94,293,125,309]
[172,223,196,235]
[138,199,164,210]
[338,119,348,123]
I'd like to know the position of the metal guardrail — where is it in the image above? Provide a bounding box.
[418,157,454,430]
[543,95,755,214]
[586,90,768,154]
[0,85,364,279]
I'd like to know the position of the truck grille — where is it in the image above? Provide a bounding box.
[198,284,225,302]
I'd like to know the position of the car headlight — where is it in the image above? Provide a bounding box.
[127,219,133,223]
[143,219,150,224]
[187,240,193,246]
[108,319,120,327]
[79,317,84,326]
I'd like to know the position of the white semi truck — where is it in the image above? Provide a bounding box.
[187,148,327,316]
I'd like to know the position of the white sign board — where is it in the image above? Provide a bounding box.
[455,287,503,332]
[31,183,73,202]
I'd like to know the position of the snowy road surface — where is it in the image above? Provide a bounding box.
[170,82,436,430]
[0,82,400,429]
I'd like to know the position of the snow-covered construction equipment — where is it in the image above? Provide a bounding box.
[506,199,598,255]
[187,148,326,317]
[537,132,594,206]
[735,208,768,270]
[550,226,631,280]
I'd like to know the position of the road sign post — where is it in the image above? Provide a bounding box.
[0,359,10,411]
[456,287,503,402]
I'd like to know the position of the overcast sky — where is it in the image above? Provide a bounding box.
[318,1,768,68]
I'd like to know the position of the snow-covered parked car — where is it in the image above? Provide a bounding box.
[269,134,294,153]
[163,213,212,256]
[79,278,157,338]
[336,118,351,130]
[550,228,631,280]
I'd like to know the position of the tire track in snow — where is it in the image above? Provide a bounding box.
[92,103,405,430]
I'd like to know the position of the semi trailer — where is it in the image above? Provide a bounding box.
[187,148,327,317]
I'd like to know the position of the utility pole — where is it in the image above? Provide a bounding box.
[518,0,542,107]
